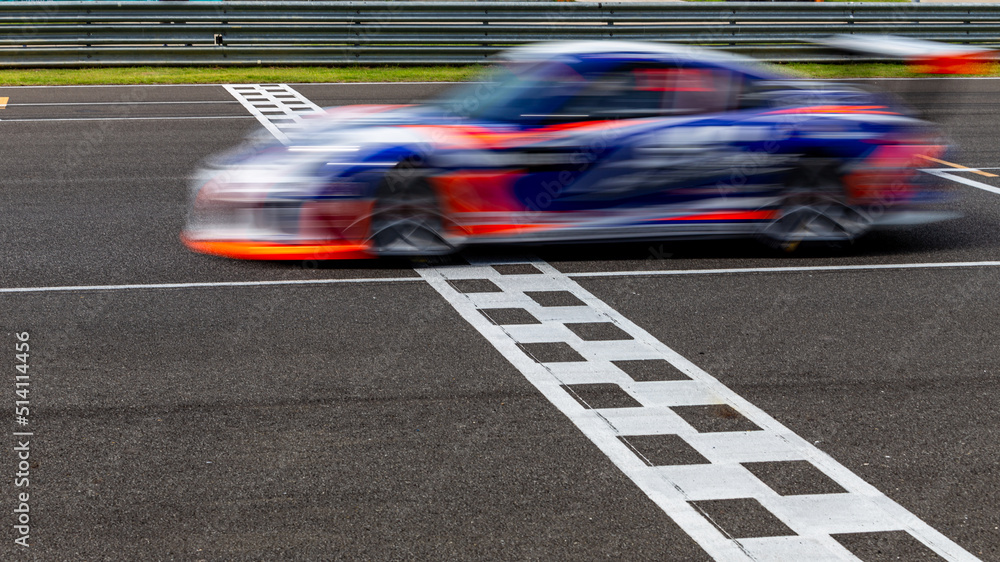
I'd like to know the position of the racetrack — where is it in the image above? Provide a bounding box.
[1,78,999,560]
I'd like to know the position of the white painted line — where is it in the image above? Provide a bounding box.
[0,83,237,89]
[566,260,1000,279]
[0,116,253,122]
[419,258,979,561]
[10,101,239,107]
[924,169,1000,195]
[0,277,422,295]
[0,81,499,89]
[288,81,468,86]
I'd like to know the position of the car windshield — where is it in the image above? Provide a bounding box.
[431,62,586,123]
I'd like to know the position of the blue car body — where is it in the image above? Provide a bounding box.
[183,41,952,260]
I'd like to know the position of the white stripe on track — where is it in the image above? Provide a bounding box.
[925,169,1000,195]
[11,101,239,106]
[0,277,422,295]
[566,260,1000,279]
[419,258,978,561]
[0,81,465,89]
[5,260,994,294]
[0,116,252,122]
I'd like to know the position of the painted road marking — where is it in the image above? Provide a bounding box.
[228,84,979,561]
[567,260,1000,278]
[924,168,1000,196]
[11,101,239,106]
[223,84,322,144]
[918,155,998,177]
[0,116,253,122]
[419,258,978,561]
[5,259,1000,294]
[0,97,7,109]
[0,81,463,89]
[0,277,422,295]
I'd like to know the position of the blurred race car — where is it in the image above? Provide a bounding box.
[182,41,953,260]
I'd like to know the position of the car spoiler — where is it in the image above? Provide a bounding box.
[813,35,996,74]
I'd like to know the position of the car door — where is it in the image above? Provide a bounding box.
[507,61,753,221]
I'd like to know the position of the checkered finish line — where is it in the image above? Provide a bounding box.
[418,259,977,562]
[224,84,322,144]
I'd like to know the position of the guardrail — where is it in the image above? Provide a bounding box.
[2,1,1000,66]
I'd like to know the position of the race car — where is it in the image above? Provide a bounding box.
[182,41,953,261]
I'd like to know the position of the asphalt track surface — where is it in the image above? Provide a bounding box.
[1,78,999,560]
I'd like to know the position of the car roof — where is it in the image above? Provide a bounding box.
[500,41,782,77]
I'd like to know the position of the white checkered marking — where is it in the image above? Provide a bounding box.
[224,84,322,144]
[419,258,977,562]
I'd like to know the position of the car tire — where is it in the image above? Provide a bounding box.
[760,158,873,251]
[368,163,454,256]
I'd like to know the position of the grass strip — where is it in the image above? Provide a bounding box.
[0,65,483,86]
[781,62,1000,79]
[1,61,999,86]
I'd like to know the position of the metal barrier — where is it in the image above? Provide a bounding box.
[2,1,1000,66]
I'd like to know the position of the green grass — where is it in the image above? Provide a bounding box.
[0,65,483,86]
[0,61,997,86]
[783,61,1000,78]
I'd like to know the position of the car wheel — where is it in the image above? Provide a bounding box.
[368,165,454,256]
[760,158,872,251]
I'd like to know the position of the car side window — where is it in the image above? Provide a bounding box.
[668,67,741,115]
[555,66,665,121]
[553,64,741,122]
